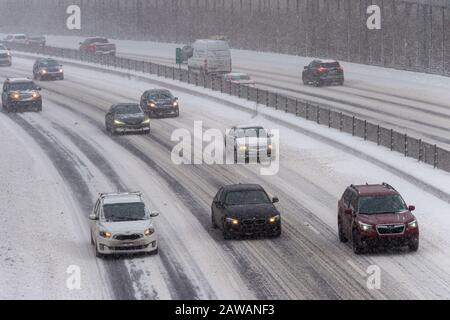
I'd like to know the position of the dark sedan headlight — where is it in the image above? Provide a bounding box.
[40,69,47,74]
[269,215,280,223]
[148,102,156,108]
[10,92,20,99]
[225,218,239,225]
[173,101,179,107]
[142,118,150,124]
[114,119,125,125]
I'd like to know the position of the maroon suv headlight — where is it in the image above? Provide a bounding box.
[358,221,373,231]
[407,220,418,229]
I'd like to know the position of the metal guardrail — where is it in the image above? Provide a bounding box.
[6,42,450,173]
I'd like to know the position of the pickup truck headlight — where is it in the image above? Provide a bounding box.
[269,215,280,223]
[10,92,20,99]
[142,118,150,124]
[226,218,239,225]
[144,228,154,236]
[114,119,125,125]
[408,220,418,229]
[99,230,112,238]
[358,221,373,231]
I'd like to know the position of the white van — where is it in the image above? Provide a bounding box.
[188,40,232,75]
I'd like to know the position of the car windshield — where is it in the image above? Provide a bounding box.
[114,104,142,114]
[358,195,407,214]
[103,203,146,222]
[236,127,268,138]
[41,60,59,67]
[225,190,271,206]
[149,91,173,100]
[10,82,36,91]
[231,75,251,81]
[321,62,340,68]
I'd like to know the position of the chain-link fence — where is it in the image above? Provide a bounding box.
[1,0,450,76]
[6,42,450,173]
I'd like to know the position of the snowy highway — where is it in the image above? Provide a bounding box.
[2,55,450,299]
[39,35,450,150]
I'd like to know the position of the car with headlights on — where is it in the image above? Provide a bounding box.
[338,183,419,254]
[33,58,64,81]
[302,59,344,87]
[0,44,12,67]
[27,35,46,47]
[211,184,281,239]
[105,103,150,135]
[140,89,179,118]
[225,125,274,163]
[89,192,159,257]
[1,78,42,112]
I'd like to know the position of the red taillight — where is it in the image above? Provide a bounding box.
[317,67,327,73]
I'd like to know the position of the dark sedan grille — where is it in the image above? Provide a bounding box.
[376,224,405,235]
[124,119,143,125]
[241,218,267,232]
[114,234,142,241]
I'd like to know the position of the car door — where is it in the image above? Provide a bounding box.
[2,82,9,104]
[212,188,224,226]
[341,190,354,236]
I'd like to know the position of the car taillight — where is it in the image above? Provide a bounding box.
[317,67,327,73]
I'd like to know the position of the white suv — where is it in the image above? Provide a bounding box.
[89,192,159,257]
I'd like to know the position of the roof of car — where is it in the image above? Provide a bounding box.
[7,77,33,83]
[235,124,265,130]
[101,193,143,205]
[317,59,340,64]
[351,184,399,196]
[222,184,265,192]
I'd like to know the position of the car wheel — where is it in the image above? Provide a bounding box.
[352,230,364,255]
[271,226,282,238]
[222,221,232,240]
[409,239,419,252]
[234,148,238,164]
[211,212,218,229]
[338,218,348,243]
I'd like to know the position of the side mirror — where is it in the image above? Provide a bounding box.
[272,196,279,203]
[150,211,160,218]
[344,208,353,215]
[408,205,416,212]
[89,214,98,221]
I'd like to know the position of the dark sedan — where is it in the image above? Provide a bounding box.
[105,103,150,135]
[140,89,179,118]
[33,58,64,81]
[211,184,281,239]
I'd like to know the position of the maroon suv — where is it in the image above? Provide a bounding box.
[337,183,419,254]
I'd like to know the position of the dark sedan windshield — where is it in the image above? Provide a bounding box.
[103,203,146,222]
[113,104,142,114]
[10,82,36,91]
[149,91,173,100]
[41,59,59,67]
[358,195,407,214]
[225,190,271,206]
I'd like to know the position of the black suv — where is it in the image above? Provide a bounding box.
[1,78,42,112]
[105,103,150,135]
[211,184,281,239]
[302,59,344,87]
[140,89,179,118]
[33,58,64,81]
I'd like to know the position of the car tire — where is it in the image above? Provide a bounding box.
[234,148,238,164]
[352,230,364,255]
[222,221,232,240]
[211,212,218,229]
[338,218,348,243]
[409,239,419,252]
[271,226,282,238]
[95,242,104,259]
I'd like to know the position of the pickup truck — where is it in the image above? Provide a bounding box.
[79,37,116,56]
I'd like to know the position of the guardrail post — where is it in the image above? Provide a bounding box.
[390,129,394,151]
[364,120,367,140]
[195,73,199,86]
[305,102,309,120]
[317,107,320,124]
[220,78,224,93]
[352,116,356,136]
[275,94,278,109]
[256,88,259,103]
[285,98,288,112]
[434,144,438,168]
[328,109,332,128]
[203,73,206,88]
[404,134,408,156]
[418,139,423,162]
[266,91,269,107]
[339,112,343,131]
[377,125,380,145]
[295,100,299,116]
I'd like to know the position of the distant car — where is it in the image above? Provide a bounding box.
[79,37,116,55]
[211,184,281,239]
[1,78,42,112]
[338,183,419,254]
[188,39,232,75]
[33,58,64,81]
[89,192,159,257]
[140,89,179,118]
[223,73,255,87]
[0,44,12,67]
[3,34,28,45]
[302,59,344,87]
[225,125,274,163]
[105,103,150,135]
[27,35,46,46]
[181,45,193,63]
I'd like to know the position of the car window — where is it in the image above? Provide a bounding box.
[320,62,340,68]
[103,202,146,222]
[148,91,173,100]
[10,82,37,91]
[113,104,142,114]
[225,190,271,206]
[358,195,407,214]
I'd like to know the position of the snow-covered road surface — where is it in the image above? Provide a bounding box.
[1,56,450,299]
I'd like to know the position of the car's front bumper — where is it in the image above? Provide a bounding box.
[96,234,157,255]
[225,220,281,237]
[40,71,63,79]
[147,107,179,117]
[114,123,150,133]
[358,227,419,248]
[7,99,42,110]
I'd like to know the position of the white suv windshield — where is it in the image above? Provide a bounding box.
[103,203,146,222]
